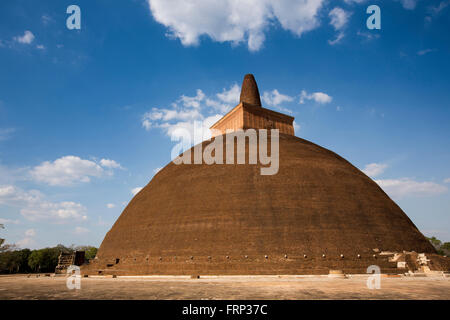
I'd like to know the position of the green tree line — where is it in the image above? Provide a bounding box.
[426,236,450,256]
[0,224,97,273]
[0,224,4,246]
[0,243,97,274]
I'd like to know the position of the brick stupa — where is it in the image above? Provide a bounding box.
[84,75,449,276]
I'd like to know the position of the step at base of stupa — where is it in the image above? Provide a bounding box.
[81,251,450,276]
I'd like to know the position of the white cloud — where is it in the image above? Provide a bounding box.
[0,185,87,222]
[30,156,120,186]
[345,0,420,9]
[143,82,303,145]
[131,187,143,196]
[328,7,350,45]
[270,0,324,37]
[299,90,332,104]
[143,107,202,129]
[36,44,45,50]
[74,226,89,234]
[329,7,351,31]
[417,48,436,56]
[106,203,115,209]
[142,85,239,144]
[357,30,380,41]
[25,228,36,237]
[328,32,345,45]
[147,0,325,51]
[426,1,449,22]
[22,201,87,222]
[181,89,205,108]
[163,115,223,145]
[362,163,388,178]
[429,1,449,14]
[262,89,294,107]
[13,30,35,44]
[375,178,448,199]
[100,159,122,169]
[206,84,240,113]
[205,99,230,114]
[216,84,240,104]
[142,108,204,130]
[444,178,450,184]
[343,0,366,4]
[398,0,419,10]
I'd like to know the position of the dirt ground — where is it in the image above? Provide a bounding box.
[0,274,449,300]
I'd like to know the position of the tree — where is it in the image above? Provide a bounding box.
[427,236,442,248]
[0,224,4,247]
[27,248,60,273]
[1,243,98,274]
[16,249,32,273]
[0,251,16,273]
[0,247,31,274]
[55,244,73,254]
[426,236,450,256]
[27,250,43,272]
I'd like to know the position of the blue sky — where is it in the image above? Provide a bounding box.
[0,0,449,248]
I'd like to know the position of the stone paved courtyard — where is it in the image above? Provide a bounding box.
[0,274,449,300]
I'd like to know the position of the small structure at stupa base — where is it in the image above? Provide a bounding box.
[82,74,450,276]
[55,251,85,274]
